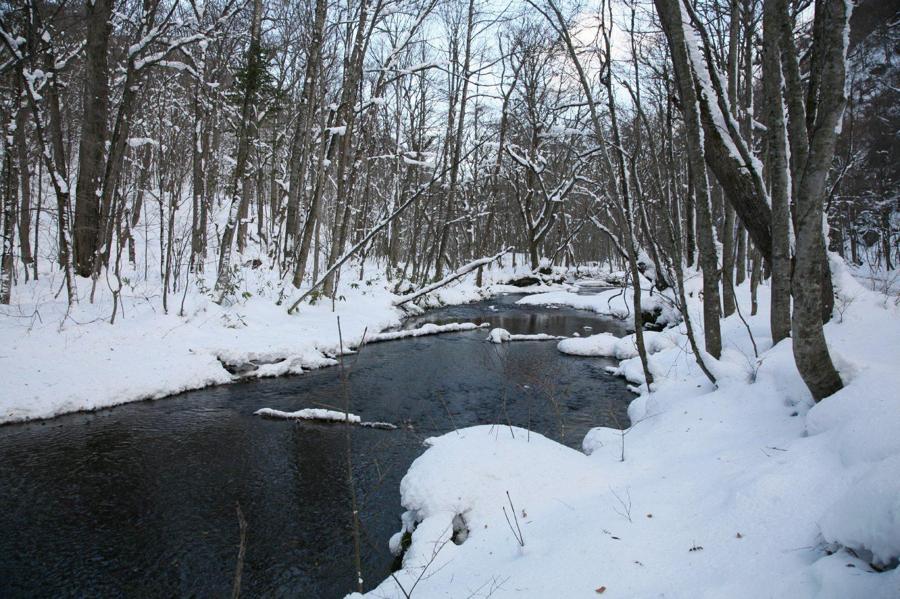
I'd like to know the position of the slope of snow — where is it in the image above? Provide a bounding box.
[360,263,900,598]
[0,271,402,424]
[0,250,578,424]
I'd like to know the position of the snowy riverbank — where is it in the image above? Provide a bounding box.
[0,257,562,424]
[360,263,900,598]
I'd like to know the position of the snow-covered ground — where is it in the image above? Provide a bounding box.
[5,241,897,598]
[0,252,549,424]
[516,279,679,324]
[360,262,900,598]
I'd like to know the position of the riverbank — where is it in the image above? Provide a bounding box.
[0,256,583,424]
[0,293,637,597]
[361,261,900,598]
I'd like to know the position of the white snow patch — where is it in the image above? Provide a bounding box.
[363,265,900,599]
[255,407,397,430]
[367,322,488,343]
[486,328,564,343]
[255,407,361,423]
[558,330,677,359]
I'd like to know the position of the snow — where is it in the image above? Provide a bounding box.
[0,245,561,424]
[0,273,401,424]
[516,281,677,324]
[126,137,158,148]
[486,328,564,343]
[4,212,897,598]
[400,154,435,168]
[255,407,361,423]
[818,455,900,566]
[557,329,677,359]
[255,407,398,429]
[367,321,488,343]
[360,260,900,599]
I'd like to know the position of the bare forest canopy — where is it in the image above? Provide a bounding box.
[0,0,896,401]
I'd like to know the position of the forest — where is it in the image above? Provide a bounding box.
[0,0,897,597]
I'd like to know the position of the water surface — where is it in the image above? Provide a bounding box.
[0,293,632,598]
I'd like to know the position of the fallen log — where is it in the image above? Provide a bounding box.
[393,248,513,307]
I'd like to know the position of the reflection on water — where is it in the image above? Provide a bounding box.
[0,294,632,598]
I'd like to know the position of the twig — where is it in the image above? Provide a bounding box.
[502,491,525,547]
[609,486,633,523]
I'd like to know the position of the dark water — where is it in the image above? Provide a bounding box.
[0,294,632,598]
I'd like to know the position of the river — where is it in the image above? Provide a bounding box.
[0,292,633,597]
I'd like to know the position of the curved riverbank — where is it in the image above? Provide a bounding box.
[1,262,596,425]
[0,295,634,597]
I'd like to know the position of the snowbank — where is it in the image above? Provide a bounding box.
[557,329,678,359]
[362,267,900,598]
[515,283,679,329]
[0,272,402,424]
[0,248,587,424]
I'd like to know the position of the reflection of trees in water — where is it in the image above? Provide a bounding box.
[477,339,630,444]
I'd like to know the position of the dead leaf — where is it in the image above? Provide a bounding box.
[595,586,607,594]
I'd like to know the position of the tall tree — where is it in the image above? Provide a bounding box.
[215,0,265,298]
[73,0,114,276]
[787,0,850,400]
[653,0,722,359]
[762,0,792,344]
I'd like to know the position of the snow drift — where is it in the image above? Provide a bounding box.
[361,263,900,598]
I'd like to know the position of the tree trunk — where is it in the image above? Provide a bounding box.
[654,0,722,358]
[286,0,327,270]
[763,0,792,345]
[73,0,113,276]
[1,116,16,304]
[789,0,849,401]
[750,248,761,315]
[721,193,736,317]
[656,0,774,263]
[214,0,264,298]
[735,222,747,285]
[15,104,32,272]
